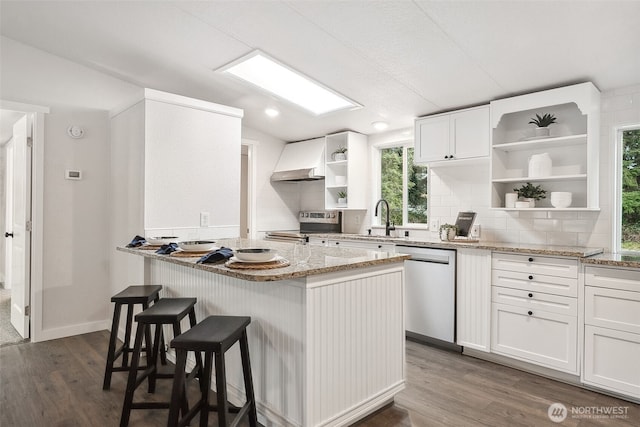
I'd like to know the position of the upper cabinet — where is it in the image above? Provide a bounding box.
[490,82,600,210]
[414,105,490,165]
[324,131,368,210]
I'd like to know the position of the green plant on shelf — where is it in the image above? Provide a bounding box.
[337,191,347,199]
[514,182,547,200]
[528,113,557,128]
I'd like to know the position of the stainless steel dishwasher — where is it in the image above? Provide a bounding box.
[396,245,458,349]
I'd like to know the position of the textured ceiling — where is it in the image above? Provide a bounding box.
[1,0,639,142]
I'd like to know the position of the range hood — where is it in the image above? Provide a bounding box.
[271,138,325,182]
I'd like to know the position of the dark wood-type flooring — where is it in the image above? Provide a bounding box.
[0,331,637,426]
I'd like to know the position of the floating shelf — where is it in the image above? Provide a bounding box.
[492,134,587,152]
[491,174,587,184]
[490,207,601,212]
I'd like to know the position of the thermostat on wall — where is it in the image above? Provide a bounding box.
[65,170,82,180]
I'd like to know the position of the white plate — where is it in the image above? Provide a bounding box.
[229,255,281,264]
[178,246,219,253]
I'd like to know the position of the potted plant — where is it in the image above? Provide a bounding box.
[337,191,347,205]
[514,182,547,207]
[332,146,348,161]
[439,224,457,241]
[528,113,557,137]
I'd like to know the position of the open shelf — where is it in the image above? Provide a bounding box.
[492,134,587,152]
[491,174,587,184]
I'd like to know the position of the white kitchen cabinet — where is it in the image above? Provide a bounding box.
[490,82,600,210]
[324,131,368,210]
[583,266,640,399]
[456,248,492,352]
[492,302,577,373]
[414,105,489,164]
[491,252,578,373]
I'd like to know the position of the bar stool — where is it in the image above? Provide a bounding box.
[120,298,201,427]
[103,285,166,390]
[167,315,258,427]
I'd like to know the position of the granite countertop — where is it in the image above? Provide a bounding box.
[581,253,640,268]
[117,238,410,282]
[315,233,604,258]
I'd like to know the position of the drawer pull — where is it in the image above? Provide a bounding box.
[378,245,382,249]
[528,293,533,298]
[528,311,533,316]
[528,257,534,262]
[528,275,533,280]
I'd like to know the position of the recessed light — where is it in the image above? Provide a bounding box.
[372,121,389,131]
[217,50,361,116]
[265,108,280,118]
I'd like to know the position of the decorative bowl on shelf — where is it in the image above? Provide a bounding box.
[550,192,572,208]
[177,240,217,252]
[234,248,276,262]
[146,236,179,245]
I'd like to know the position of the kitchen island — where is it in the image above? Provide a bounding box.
[117,239,409,427]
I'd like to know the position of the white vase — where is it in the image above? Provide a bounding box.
[333,153,346,161]
[528,153,552,177]
[337,197,347,205]
[440,228,456,241]
[523,197,535,208]
[505,192,518,208]
[534,127,550,137]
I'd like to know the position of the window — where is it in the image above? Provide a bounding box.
[619,127,640,252]
[379,145,428,226]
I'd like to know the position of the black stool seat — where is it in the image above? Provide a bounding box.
[168,315,257,427]
[103,285,164,390]
[112,285,163,304]
[171,316,251,353]
[135,298,198,324]
[120,297,200,427]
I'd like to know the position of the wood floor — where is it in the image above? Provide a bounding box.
[0,331,637,426]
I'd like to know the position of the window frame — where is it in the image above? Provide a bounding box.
[372,139,428,228]
[614,124,640,253]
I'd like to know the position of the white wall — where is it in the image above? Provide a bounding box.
[1,36,140,340]
[241,126,300,234]
[0,142,6,283]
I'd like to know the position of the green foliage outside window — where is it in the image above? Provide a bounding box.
[380,147,428,226]
[622,129,640,250]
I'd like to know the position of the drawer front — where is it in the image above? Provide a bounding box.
[585,266,640,293]
[492,253,578,279]
[492,269,577,297]
[491,303,577,373]
[584,325,640,398]
[585,286,640,335]
[492,286,577,316]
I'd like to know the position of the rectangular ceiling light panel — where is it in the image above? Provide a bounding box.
[219,51,361,115]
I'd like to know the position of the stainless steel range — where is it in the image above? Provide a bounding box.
[265,210,342,243]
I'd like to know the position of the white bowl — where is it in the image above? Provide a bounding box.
[146,236,179,245]
[234,248,276,262]
[177,240,217,252]
[550,192,572,208]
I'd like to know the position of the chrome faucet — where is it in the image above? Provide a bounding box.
[374,199,395,236]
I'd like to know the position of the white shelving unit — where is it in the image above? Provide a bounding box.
[490,82,600,210]
[324,131,368,210]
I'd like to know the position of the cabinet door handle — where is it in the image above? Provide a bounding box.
[444,155,449,159]
[528,293,533,298]
[378,245,382,249]
[335,242,340,245]
[528,311,533,316]
[528,257,534,262]
[528,275,533,280]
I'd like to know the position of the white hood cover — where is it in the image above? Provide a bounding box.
[271,138,325,181]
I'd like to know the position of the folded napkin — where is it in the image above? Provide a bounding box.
[156,243,178,255]
[197,247,234,264]
[126,235,147,248]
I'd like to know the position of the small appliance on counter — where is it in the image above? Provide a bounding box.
[265,211,342,243]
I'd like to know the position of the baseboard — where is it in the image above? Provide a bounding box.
[36,319,110,342]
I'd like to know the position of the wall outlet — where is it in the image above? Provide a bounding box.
[471,224,480,238]
[429,218,440,232]
[200,211,210,227]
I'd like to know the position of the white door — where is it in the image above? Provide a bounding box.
[7,115,31,338]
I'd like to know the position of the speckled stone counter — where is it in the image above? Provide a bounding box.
[313,233,603,258]
[582,252,640,268]
[117,238,409,282]
[117,238,407,426]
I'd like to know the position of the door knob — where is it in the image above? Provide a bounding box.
[5,232,13,238]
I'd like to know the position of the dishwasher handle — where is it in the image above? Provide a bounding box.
[406,256,450,265]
